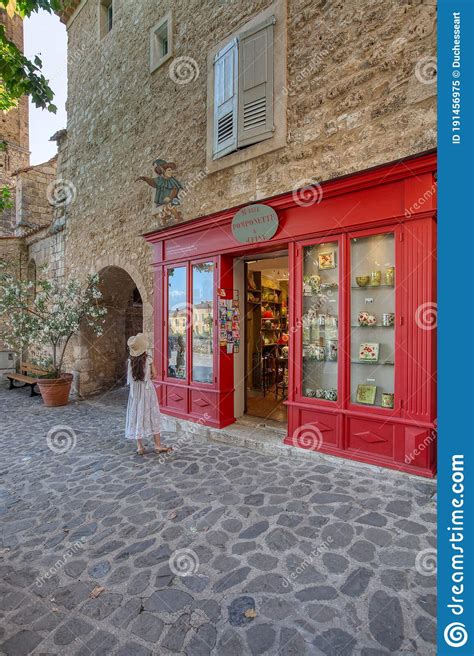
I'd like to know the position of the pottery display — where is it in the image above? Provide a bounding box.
[382,392,395,408]
[327,339,338,361]
[382,313,395,326]
[385,266,395,286]
[358,311,377,326]
[370,270,382,286]
[358,311,370,325]
[248,272,257,290]
[359,342,380,361]
[303,274,321,295]
[325,389,337,401]
[356,276,370,287]
[315,346,325,360]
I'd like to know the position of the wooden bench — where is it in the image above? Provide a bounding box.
[5,362,48,397]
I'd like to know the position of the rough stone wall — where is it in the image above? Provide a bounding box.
[25,229,65,279]
[0,12,30,235]
[62,0,436,269]
[13,158,57,231]
[0,9,30,178]
[0,237,28,354]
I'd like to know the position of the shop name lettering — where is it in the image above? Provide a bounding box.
[234,214,275,242]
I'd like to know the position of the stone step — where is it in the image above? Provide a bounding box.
[161,413,436,484]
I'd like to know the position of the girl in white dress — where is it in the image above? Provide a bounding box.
[125,333,172,456]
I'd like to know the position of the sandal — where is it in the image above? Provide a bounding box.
[136,447,146,456]
[155,446,173,454]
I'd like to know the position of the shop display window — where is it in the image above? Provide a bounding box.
[301,241,339,402]
[350,232,395,408]
[167,266,187,379]
[192,263,214,384]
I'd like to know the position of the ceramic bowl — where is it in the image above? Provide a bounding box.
[358,311,370,326]
[356,276,370,287]
[315,388,325,398]
[325,389,338,401]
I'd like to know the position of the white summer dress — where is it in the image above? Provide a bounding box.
[125,354,162,440]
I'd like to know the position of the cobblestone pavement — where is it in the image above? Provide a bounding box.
[0,383,437,655]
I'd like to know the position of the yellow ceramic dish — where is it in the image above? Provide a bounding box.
[356,276,370,287]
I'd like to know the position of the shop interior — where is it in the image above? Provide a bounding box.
[244,254,289,423]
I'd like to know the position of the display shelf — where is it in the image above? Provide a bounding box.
[303,358,337,363]
[351,284,394,289]
[351,360,394,365]
[350,324,394,328]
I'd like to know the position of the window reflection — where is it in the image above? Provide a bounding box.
[168,267,187,379]
[192,263,214,384]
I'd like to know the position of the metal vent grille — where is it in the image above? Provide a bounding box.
[243,98,266,131]
[217,112,234,144]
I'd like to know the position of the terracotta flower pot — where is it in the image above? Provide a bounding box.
[37,373,73,407]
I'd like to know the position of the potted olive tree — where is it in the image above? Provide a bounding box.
[0,264,106,406]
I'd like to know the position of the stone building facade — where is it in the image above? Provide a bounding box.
[53,0,436,395]
[1,1,437,393]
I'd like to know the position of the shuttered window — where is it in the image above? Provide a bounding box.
[237,16,275,148]
[213,39,238,159]
[212,17,275,159]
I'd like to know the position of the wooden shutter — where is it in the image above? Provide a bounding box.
[237,16,275,148]
[213,39,238,159]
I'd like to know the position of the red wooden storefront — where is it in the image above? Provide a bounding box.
[144,151,437,477]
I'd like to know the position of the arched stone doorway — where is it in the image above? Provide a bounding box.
[79,266,143,395]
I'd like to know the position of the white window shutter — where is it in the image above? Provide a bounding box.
[213,39,238,159]
[237,16,275,148]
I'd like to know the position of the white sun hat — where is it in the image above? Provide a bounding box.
[127,333,148,357]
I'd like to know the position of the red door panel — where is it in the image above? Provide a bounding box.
[347,416,395,460]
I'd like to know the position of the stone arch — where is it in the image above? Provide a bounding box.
[77,264,148,396]
[89,254,153,328]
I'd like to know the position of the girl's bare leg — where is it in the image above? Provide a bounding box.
[154,433,172,453]
[136,439,145,455]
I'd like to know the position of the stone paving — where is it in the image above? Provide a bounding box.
[0,382,437,655]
